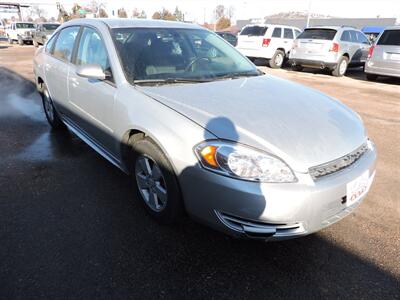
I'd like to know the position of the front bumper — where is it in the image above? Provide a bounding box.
[180,145,377,241]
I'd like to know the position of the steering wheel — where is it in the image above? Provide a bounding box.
[185,57,211,72]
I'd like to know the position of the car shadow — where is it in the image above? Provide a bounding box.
[0,66,398,299]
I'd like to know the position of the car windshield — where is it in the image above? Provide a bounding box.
[240,26,268,36]
[377,30,400,46]
[111,27,259,84]
[297,29,337,40]
[16,23,34,29]
[43,24,60,31]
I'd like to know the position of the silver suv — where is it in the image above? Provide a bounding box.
[365,26,400,80]
[289,26,371,76]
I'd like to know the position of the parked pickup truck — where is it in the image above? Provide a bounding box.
[6,22,35,45]
[33,23,60,47]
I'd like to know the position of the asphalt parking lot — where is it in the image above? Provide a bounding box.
[0,42,399,299]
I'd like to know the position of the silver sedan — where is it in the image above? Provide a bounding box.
[33,19,377,240]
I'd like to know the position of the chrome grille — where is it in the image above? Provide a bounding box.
[309,142,369,180]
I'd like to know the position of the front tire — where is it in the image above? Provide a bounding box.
[130,137,183,224]
[18,37,24,46]
[33,39,38,47]
[7,36,13,44]
[269,50,285,69]
[332,56,349,77]
[366,73,378,81]
[40,83,65,130]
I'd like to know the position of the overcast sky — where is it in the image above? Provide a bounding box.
[3,0,400,23]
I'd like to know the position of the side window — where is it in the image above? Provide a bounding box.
[341,30,351,42]
[272,27,282,38]
[356,31,370,44]
[76,27,111,77]
[284,28,294,39]
[350,31,359,43]
[45,32,58,53]
[53,26,80,62]
[294,30,301,38]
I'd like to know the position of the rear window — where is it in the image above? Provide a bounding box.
[240,26,268,36]
[377,30,400,46]
[297,29,337,40]
[16,23,35,29]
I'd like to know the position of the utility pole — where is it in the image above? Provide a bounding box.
[306,0,312,28]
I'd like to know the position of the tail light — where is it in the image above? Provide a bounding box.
[329,42,340,52]
[262,38,271,47]
[368,45,375,59]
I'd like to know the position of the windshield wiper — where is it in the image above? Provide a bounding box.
[213,70,263,80]
[134,78,211,85]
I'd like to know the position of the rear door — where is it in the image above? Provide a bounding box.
[294,28,337,58]
[372,29,400,70]
[44,26,80,114]
[237,25,268,50]
[268,27,282,51]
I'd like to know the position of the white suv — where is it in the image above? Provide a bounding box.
[6,22,35,45]
[236,24,302,68]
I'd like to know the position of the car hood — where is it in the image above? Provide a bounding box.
[137,75,366,172]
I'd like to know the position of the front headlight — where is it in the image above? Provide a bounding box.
[194,141,297,183]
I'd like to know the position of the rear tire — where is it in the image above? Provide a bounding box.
[7,36,13,44]
[332,56,349,77]
[130,137,184,224]
[40,83,65,130]
[291,65,303,72]
[269,50,285,69]
[366,73,378,81]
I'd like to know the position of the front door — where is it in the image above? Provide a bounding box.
[68,26,117,156]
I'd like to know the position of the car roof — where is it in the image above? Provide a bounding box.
[244,23,299,29]
[62,18,202,30]
[383,25,400,31]
[305,26,360,31]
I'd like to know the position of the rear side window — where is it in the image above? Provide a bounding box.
[53,26,80,62]
[355,31,370,44]
[272,27,282,38]
[284,28,294,39]
[341,31,352,42]
[298,29,337,40]
[240,26,268,36]
[377,30,400,46]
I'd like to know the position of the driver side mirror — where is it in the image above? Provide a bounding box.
[76,64,106,81]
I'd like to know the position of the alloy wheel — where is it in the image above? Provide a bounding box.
[135,155,168,212]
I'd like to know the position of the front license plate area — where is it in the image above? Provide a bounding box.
[346,170,371,207]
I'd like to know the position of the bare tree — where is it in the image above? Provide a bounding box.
[174,6,184,22]
[215,4,225,19]
[28,5,46,19]
[152,8,176,21]
[118,8,128,18]
[99,8,108,18]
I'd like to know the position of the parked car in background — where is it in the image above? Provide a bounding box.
[365,26,400,80]
[236,24,302,68]
[216,31,237,46]
[33,19,377,240]
[0,20,5,36]
[362,26,385,43]
[6,21,35,45]
[33,23,60,47]
[289,26,371,77]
